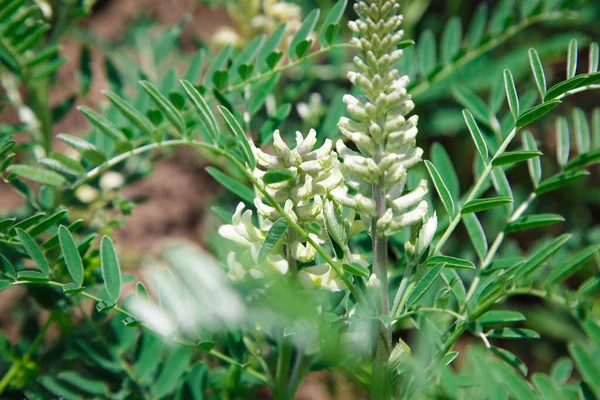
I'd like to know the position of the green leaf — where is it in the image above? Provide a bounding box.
[263,168,296,184]
[529,48,546,98]
[0,280,10,291]
[9,212,46,235]
[180,79,218,141]
[544,75,588,101]
[556,117,570,167]
[426,255,475,269]
[453,85,490,124]
[58,226,84,287]
[28,209,68,238]
[56,133,107,165]
[397,40,415,50]
[289,9,320,59]
[441,16,462,64]
[488,0,512,36]
[40,153,85,179]
[140,80,186,135]
[463,109,488,161]
[550,358,573,385]
[461,197,512,214]
[407,263,444,306]
[523,131,543,187]
[153,348,192,398]
[78,105,127,142]
[100,236,121,305]
[104,56,123,93]
[230,35,264,77]
[462,213,488,262]
[569,343,600,398]
[418,30,437,77]
[516,100,561,128]
[79,46,92,95]
[487,328,540,339]
[505,214,564,233]
[567,39,578,79]
[532,373,561,400]
[504,69,519,121]
[248,73,279,116]
[7,165,66,187]
[218,106,256,170]
[16,228,49,275]
[342,262,369,278]
[0,254,16,279]
[206,167,254,204]
[564,148,600,171]
[257,218,288,263]
[492,150,542,167]
[589,42,599,73]
[58,371,108,396]
[320,0,347,46]
[489,359,537,398]
[467,3,487,49]
[424,160,455,217]
[256,24,286,71]
[17,270,50,282]
[490,346,529,377]
[546,244,600,285]
[431,143,459,200]
[514,233,572,280]
[572,108,591,154]
[0,218,15,233]
[535,170,590,195]
[478,310,525,325]
[104,90,155,136]
[442,351,459,366]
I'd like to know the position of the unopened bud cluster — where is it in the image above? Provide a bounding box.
[335,0,429,237]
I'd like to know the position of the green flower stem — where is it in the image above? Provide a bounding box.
[8,279,268,384]
[409,10,577,99]
[433,127,518,255]
[464,192,537,307]
[0,314,53,396]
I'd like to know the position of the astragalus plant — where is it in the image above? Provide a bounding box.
[1,0,600,399]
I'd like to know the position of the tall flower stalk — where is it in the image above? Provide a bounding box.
[336,0,428,396]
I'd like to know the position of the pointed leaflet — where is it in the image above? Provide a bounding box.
[230,35,264,78]
[288,9,320,58]
[535,170,589,195]
[478,311,525,325]
[441,16,462,64]
[486,328,540,339]
[505,214,564,233]
[77,106,127,142]
[320,0,347,46]
[218,106,256,170]
[514,234,572,280]
[205,167,255,204]
[556,117,570,167]
[567,39,578,79]
[425,255,474,269]
[504,69,520,121]
[407,263,444,306]
[418,30,437,77]
[463,110,488,162]
[461,197,512,214]
[528,48,546,99]
[569,343,600,398]
[453,85,490,125]
[29,209,68,237]
[488,359,538,399]
[256,24,286,71]
[16,228,49,275]
[546,244,600,285]
[532,374,561,400]
[492,150,542,167]
[263,169,295,184]
[180,79,218,141]
[104,90,155,136]
[140,81,186,135]
[7,165,66,187]
[516,100,561,129]
[522,131,542,186]
[58,226,84,286]
[100,236,121,305]
[424,160,455,217]
[564,148,600,172]
[431,143,459,200]
[462,213,488,262]
[258,219,289,263]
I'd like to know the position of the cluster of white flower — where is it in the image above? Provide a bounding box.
[336,0,433,239]
[219,129,348,290]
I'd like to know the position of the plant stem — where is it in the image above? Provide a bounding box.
[371,180,391,400]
